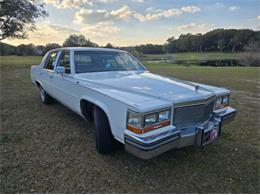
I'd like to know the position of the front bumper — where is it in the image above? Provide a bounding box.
[125,106,236,159]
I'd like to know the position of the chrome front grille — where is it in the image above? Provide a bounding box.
[173,99,215,129]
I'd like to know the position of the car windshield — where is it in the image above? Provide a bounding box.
[74,50,145,73]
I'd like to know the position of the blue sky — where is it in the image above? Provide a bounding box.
[4,0,260,46]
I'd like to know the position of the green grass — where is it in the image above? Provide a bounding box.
[143,62,260,93]
[0,56,260,193]
[0,56,42,69]
[143,52,243,61]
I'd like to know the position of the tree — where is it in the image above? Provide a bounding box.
[164,29,259,53]
[0,42,16,55]
[218,39,225,52]
[35,45,45,55]
[130,49,144,60]
[0,0,47,40]
[16,43,37,56]
[43,43,61,54]
[165,36,177,53]
[104,43,113,48]
[135,44,164,54]
[63,34,98,47]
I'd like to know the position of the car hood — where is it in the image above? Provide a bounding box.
[75,71,222,104]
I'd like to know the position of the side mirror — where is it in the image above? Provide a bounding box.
[56,66,65,75]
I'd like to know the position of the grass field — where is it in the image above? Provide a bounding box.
[0,55,260,193]
[0,56,41,69]
[142,52,243,61]
[0,52,243,68]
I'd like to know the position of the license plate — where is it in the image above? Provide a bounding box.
[201,127,218,146]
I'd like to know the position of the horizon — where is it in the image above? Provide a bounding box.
[2,0,260,47]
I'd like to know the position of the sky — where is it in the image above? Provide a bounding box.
[3,0,260,47]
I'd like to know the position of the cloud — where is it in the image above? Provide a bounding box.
[46,24,79,34]
[215,2,224,7]
[6,24,79,45]
[33,24,79,40]
[43,0,116,9]
[3,22,120,46]
[98,0,117,3]
[75,5,132,24]
[75,5,201,24]
[174,23,215,34]
[132,0,144,3]
[43,0,94,8]
[229,6,240,11]
[257,15,260,20]
[80,22,120,37]
[137,5,200,21]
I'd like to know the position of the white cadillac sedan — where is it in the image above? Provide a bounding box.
[31,47,236,159]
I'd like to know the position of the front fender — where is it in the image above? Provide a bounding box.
[80,96,110,117]
[79,94,129,143]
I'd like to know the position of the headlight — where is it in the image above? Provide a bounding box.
[222,96,229,104]
[144,113,157,127]
[159,110,171,122]
[216,97,222,105]
[127,111,142,129]
[127,109,171,134]
[215,95,229,110]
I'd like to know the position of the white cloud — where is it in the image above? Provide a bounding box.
[137,5,201,21]
[98,0,117,3]
[3,22,120,46]
[75,5,201,24]
[43,0,117,9]
[257,15,260,20]
[110,5,133,20]
[180,5,201,13]
[132,0,144,3]
[215,2,224,7]
[33,24,79,39]
[229,6,240,11]
[5,24,79,45]
[80,22,120,37]
[75,5,132,24]
[43,0,93,8]
[174,23,215,34]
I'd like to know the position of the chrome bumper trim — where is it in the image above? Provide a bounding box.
[125,106,236,160]
[214,106,236,124]
[125,133,180,151]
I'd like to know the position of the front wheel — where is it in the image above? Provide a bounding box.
[39,86,54,104]
[93,106,117,154]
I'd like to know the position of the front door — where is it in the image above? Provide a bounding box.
[51,50,79,112]
[41,51,58,94]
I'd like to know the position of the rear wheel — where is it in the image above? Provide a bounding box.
[39,86,54,104]
[93,106,117,154]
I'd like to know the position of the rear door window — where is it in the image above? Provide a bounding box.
[44,51,58,70]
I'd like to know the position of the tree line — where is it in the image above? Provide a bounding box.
[164,29,260,53]
[1,1,260,56]
[0,35,99,56]
[132,29,260,54]
[0,29,260,56]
